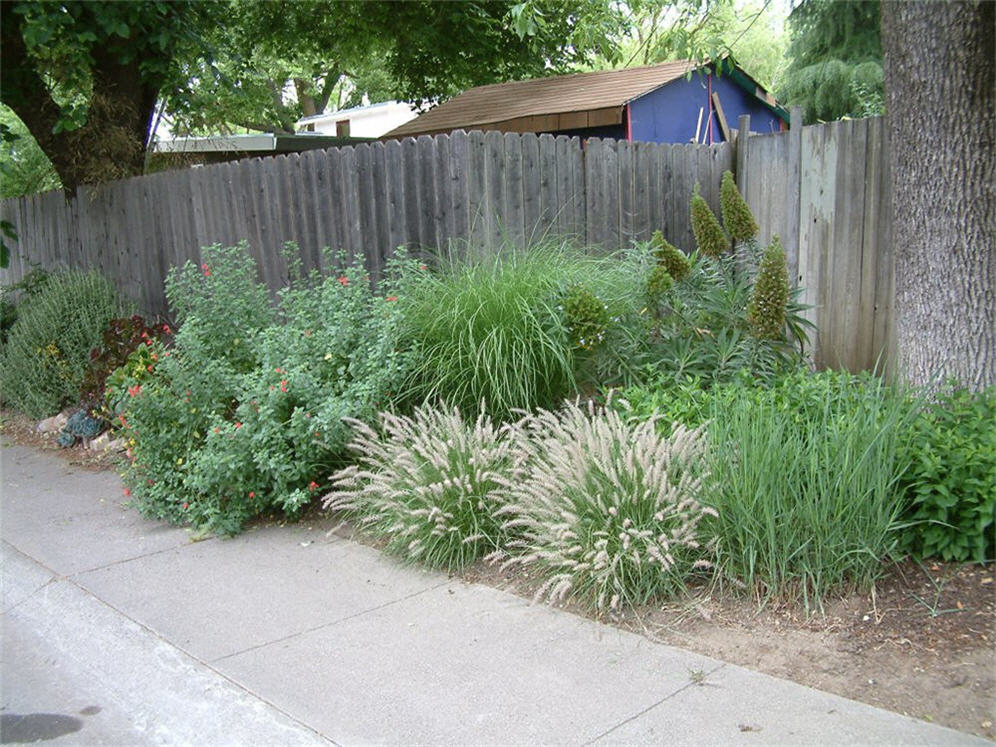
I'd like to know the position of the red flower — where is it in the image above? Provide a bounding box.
[234,422,242,429]
[150,353,158,361]
[128,384,141,397]
[337,276,349,286]
[249,491,255,499]
[274,367,283,373]
[385,295,398,302]
[162,324,172,334]
[280,379,288,393]
[201,263,210,277]
[123,487,131,497]
[182,502,189,510]
[147,364,153,372]
[118,414,127,426]
[419,264,428,271]
[308,481,319,492]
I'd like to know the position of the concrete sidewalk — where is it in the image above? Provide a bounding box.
[1,443,987,746]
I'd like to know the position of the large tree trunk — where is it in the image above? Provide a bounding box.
[881,1,995,390]
[0,3,157,195]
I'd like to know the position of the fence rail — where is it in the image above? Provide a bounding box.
[1,116,894,373]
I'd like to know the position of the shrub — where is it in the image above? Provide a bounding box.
[324,404,515,572]
[719,171,758,242]
[747,237,790,340]
[0,269,130,418]
[80,315,172,418]
[398,244,642,421]
[1,267,51,344]
[701,370,916,608]
[119,244,416,535]
[897,384,996,562]
[495,398,716,612]
[690,184,729,257]
[562,284,610,351]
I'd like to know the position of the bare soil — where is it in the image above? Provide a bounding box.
[3,409,993,739]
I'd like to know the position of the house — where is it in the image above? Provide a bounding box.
[383,58,788,144]
[152,132,373,167]
[297,100,418,138]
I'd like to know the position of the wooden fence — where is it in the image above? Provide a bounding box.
[738,114,894,372]
[0,116,894,373]
[0,131,731,317]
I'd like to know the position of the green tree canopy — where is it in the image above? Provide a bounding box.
[777,0,884,123]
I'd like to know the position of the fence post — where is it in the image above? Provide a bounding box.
[735,114,751,185]
[787,107,804,286]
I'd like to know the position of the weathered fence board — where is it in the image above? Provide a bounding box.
[0,121,893,374]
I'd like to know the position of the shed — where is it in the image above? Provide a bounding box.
[384,58,787,144]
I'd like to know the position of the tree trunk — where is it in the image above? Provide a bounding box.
[881,0,995,390]
[1,4,157,195]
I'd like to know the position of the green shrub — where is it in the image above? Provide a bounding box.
[898,384,996,562]
[1,267,51,344]
[0,269,130,418]
[398,244,642,421]
[324,404,515,571]
[690,184,729,257]
[496,398,716,612]
[80,314,172,417]
[701,370,916,609]
[561,284,610,351]
[118,244,415,535]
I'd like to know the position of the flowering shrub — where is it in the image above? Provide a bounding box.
[117,244,416,535]
[650,231,690,282]
[324,404,515,571]
[80,315,172,418]
[494,398,716,612]
[719,171,758,242]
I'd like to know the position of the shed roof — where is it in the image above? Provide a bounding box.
[387,60,699,138]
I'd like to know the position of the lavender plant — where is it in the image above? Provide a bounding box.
[494,398,716,612]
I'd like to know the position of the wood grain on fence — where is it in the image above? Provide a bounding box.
[1,121,895,376]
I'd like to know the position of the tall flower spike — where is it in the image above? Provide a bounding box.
[650,230,690,282]
[690,183,729,257]
[748,235,790,340]
[720,171,758,241]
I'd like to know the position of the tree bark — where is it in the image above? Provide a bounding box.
[881,0,996,390]
[1,3,158,195]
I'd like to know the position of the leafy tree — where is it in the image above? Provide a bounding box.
[1,105,61,198]
[881,0,995,390]
[778,0,883,123]
[1,0,218,193]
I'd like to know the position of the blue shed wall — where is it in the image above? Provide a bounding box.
[628,72,783,145]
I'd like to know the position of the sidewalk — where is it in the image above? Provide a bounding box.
[1,443,987,746]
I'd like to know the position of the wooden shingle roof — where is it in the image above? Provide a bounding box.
[386,61,698,139]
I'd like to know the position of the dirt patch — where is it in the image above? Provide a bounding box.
[0,409,121,472]
[461,557,995,740]
[3,415,992,739]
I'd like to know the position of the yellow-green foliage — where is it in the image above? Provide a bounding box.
[651,230,690,282]
[690,184,729,257]
[646,265,674,307]
[720,171,758,241]
[748,236,790,339]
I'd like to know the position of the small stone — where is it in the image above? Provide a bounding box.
[37,412,69,433]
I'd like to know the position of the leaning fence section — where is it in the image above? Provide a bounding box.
[739,115,894,373]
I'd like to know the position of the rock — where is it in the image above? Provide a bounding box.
[36,412,70,433]
[89,433,124,452]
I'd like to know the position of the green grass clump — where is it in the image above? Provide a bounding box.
[324,404,515,572]
[0,269,130,417]
[398,243,640,421]
[701,371,916,609]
